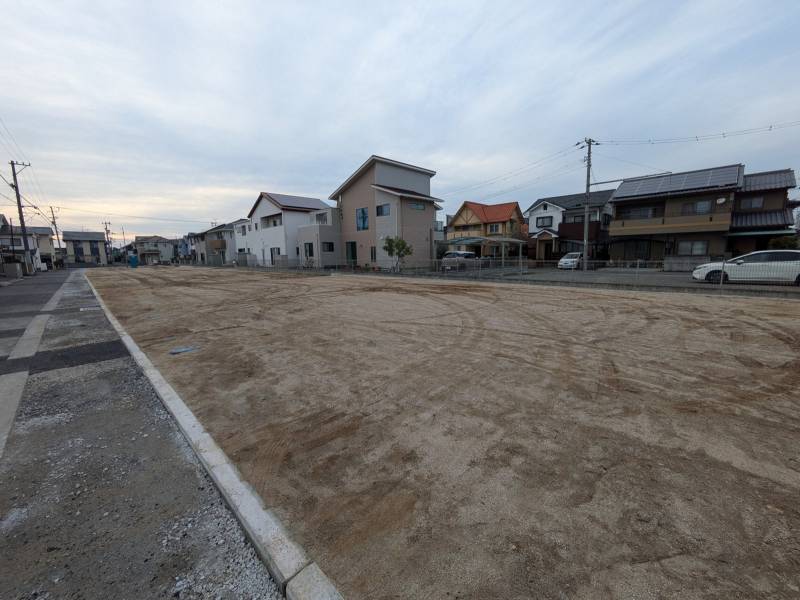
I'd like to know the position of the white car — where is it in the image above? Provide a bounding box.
[692,250,800,285]
[558,252,582,269]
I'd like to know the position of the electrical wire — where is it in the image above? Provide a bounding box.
[440,143,583,197]
[592,150,671,174]
[480,160,586,201]
[596,119,800,146]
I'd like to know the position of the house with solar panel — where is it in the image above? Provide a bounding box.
[608,164,797,270]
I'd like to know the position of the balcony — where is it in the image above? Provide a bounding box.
[208,239,227,250]
[609,212,731,236]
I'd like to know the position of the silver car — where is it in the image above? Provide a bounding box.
[441,250,479,271]
[692,250,800,284]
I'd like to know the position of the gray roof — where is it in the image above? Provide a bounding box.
[2,225,53,235]
[524,189,615,214]
[741,169,796,192]
[247,192,328,218]
[613,164,744,201]
[328,155,436,200]
[62,231,106,241]
[731,209,795,229]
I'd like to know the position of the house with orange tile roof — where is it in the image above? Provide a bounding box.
[445,201,526,257]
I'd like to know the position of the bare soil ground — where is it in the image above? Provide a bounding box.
[88,266,800,600]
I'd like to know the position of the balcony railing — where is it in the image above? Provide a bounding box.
[609,212,732,236]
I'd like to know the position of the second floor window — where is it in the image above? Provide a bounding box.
[240,226,247,236]
[535,216,553,228]
[681,200,712,216]
[565,214,584,224]
[409,202,425,210]
[740,196,764,210]
[322,242,334,252]
[356,207,369,230]
[315,212,328,225]
[617,205,664,220]
[376,203,390,217]
[90,241,100,256]
[488,223,500,233]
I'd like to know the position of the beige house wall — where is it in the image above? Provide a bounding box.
[398,198,436,266]
[339,163,377,266]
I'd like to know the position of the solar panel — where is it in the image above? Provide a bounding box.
[614,165,742,199]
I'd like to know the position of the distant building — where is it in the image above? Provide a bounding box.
[608,165,797,269]
[0,214,54,270]
[134,235,174,265]
[329,155,441,268]
[296,206,344,268]
[445,201,525,258]
[245,192,329,266]
[62,231,109,266]
[523,190,615,260]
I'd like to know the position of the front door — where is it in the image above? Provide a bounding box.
[346,241,357,265]
[269,247,281,265]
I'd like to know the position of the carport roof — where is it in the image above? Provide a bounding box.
[441,236,525,245]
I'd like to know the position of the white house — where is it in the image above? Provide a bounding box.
[246,192,330,266]
[296,207,344,268]
[202,223,236,266]
[523,190,615,260]
[230,218,252,263]
[0,214,54,270]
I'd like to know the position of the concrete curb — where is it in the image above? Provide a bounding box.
[85,274,343,599]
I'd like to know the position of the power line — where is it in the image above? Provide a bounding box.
[441,143,583,197]
[592,150,671,174]
[596,119,800,146]
[46,204,216,224]
[480,159,586,201]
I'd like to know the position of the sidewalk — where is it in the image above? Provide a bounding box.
[0,271,280,599]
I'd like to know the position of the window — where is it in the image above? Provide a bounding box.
[261,214,282,228]
[254,223,258,230]
[677,240,708,256]
[370,246,376,261]
[542,203,548,211]
[617,205,664,220]
[322,241,334,252]
[240,226,247,236]
[90,241,100,256]
[356,207,369,230]
[740,197,764,210]
[304,242,314,258]
[602,214,612,226]
[488,223,500,233]
[565,214,584,224]
[376,203,390,217]
[681,200,711,215]
[248,224,252,232]
[536,216,553,228]
[770,251,800,262]
[315,212,328,225]
[409,201,425,210]
[295,247,299,256]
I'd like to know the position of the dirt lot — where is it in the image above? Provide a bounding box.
[88,266,800,599]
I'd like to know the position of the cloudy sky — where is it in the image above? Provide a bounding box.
[1,0,798,241]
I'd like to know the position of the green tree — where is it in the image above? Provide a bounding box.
[768,236,798,250]
[383,237,413,271]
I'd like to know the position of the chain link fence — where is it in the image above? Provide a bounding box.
[172,253,800,296]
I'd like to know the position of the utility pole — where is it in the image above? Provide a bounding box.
[102,220,112,261]
[582,138,594,271]
[10,161,33,274]
[50,206,62,267]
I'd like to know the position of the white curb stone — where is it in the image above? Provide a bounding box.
[86,274,344,597]
[287,563,344,600]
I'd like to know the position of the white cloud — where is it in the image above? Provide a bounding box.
[1,0,798,235]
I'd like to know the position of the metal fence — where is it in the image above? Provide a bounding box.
[173,255,800,296]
